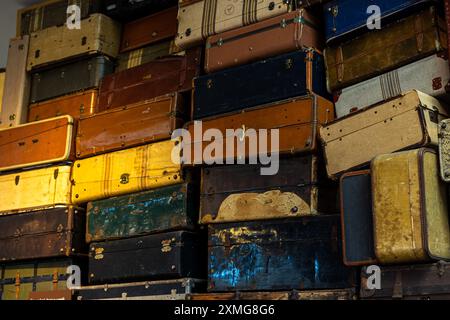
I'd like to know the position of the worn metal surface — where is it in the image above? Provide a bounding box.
[97,47,202,111]
[76,93,185,159]
[0,116,74,172]
[208,216,356,292]
[361,262,450,299]
[200,156,339,224]
[88,231,206,284]
[86,183,198,243]
[193,49,327,119]
[30,55,115,103]
[372,148,450,264]
[320,90,448,179]
[325,6,446,92]
[0,206,86,261]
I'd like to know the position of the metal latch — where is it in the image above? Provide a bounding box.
[120,174,130,184]
[285,58,293,70]
[280,19,287,28]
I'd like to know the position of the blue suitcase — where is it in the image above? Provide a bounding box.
[193,49,327,120]
[324,0,434,43]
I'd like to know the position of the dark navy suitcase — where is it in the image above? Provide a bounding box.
[340,170,377,266]
[193,49,327,120]
[104,0,177,22]
[324,0,435,43]
[208,216,356,292]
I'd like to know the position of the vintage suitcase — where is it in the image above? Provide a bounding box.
[76,278,204,300]
[325,6,447,93]
[30,55,114,104]
[0,165,72,215]
[193,49,327,119]
[86,183,197,243]
[188,289,357,300]
[17,0,104,37]
[28,89,98,122]
[320,90,448,179]
[361,262,450,300]
[76,93,185,159]
[0,70,4,111]
[0,116,74,172]
[175,0,293,49]
[185,95,334,165]
[0,36,30,129]
[0,258,84,300]
[372,148,450,264]
[0,206,86,261]
[204,9,321,73]
[27,14,121,71]
[340,170,377,266]
[88,231,206,284]
[104,0,177,22]
[71,139,182,204]
[447,0,450,68]
[98,47,201,111]
[116,41,173,72]
[439,119,450,181]
[334,53,450,119]
[208,216,356,292]
[199,156,338,224]
[120,7,178,53]
[324,0,434,44]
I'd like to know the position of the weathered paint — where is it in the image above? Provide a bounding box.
[208,216,356,292]
[86,183,198,243]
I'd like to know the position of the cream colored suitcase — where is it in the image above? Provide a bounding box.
[175,0,292,49]
[0,36,30,129]
[116,41,173,72]
[320,90,449,179]
[0,165,72,215]
[27,14,121,71]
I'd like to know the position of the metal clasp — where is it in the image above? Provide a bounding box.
[120,174,130,184]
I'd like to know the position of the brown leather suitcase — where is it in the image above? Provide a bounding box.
[28,89,98,123]
[76,93,186,158]
[120,6,178,53]
[183,94,334,165]
[0,116,74,172]
[98,47,202,111]
[205,9,322,73]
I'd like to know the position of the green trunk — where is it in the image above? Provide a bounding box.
[86,183,198,243]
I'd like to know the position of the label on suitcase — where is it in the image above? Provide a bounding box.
[175,0,292,49]
[193,49,327,120]
[0,165,72,215]
[17,0,104,36]
[104,0,178,22]
[323,0,434,43]
[28,89,98,122]
[116,41,173,72]
[86,183,198,243]
[200,156,338,224]
[205,9,322,73]
[340,170,377,266]
[30,55,115,104]
[71,139,182,204]
[320,90,448,179]
[120,6,178,53]
[27,14,121,71]
[185,95,334,165]
[361,262,450,300]
[88,231,206,284]
[76,94,185,158]
[334,53,450,119]
[0,207,86,262]
[76,278,205,300]
[325,6,447,92]
[0,36,30,129]
[372,148,450,264]
[97,47,202,111]
[0,116,74,172]
[208,217,356,292]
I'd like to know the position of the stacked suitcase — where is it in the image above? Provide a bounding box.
[0,0,449,301]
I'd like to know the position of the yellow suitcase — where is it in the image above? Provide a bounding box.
[0,165,72,214]
[371,148,450,264]
[71,139,182,204]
